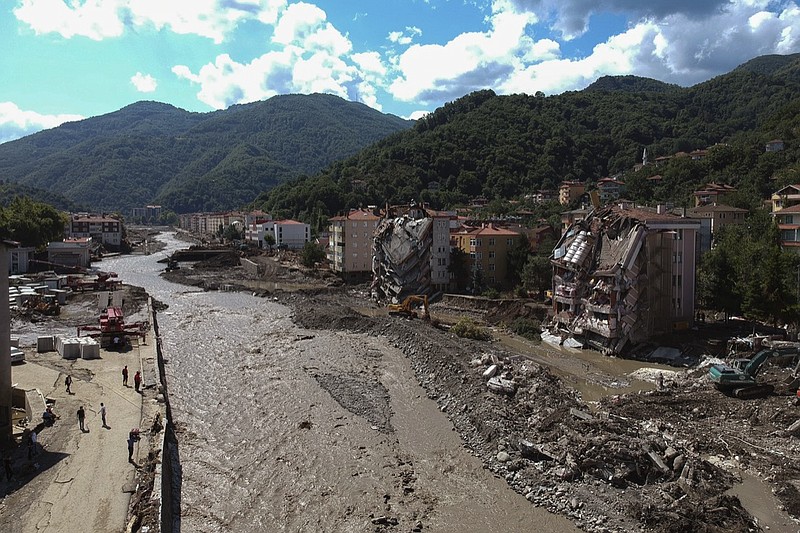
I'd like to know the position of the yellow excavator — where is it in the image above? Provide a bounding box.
[387,295,430,320]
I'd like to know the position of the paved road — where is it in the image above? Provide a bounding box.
[1,335,153,533]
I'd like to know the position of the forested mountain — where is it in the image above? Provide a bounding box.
[258,54,800,225]
[0,94,413,214]
[0,182,82,212]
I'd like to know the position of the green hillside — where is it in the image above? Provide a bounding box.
[258,54,800,223]
[0,94,413,214]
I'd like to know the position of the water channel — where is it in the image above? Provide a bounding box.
[100,232,581,532]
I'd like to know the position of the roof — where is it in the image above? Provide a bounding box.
[688,204,748,214]
[456,224,523,237]
[607,205,700,226]
[329,208,381,222]
[273,219,305,225]
[772,204,800,214]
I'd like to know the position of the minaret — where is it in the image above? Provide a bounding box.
[643,147,648,166]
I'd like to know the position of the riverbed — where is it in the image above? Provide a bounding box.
[100,233,579,532]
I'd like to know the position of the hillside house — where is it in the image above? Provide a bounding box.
[771,184,800,212]
[597,178,626,204]
[693,183,736,207]
[546,205,700,354]
[772,204,800,252]
[766,139,785,152]
[559,181,586,205]
[687,204,748,254]
[328,208,382,279]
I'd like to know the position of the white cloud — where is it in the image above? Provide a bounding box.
[14,0,287,43]
[173,4,385,109]
[388,7,539,103]
[387,26,422,46]
[14,0,125,40]
[0,102,84,144]
[131,72,158,92]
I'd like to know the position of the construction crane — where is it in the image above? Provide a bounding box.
[77,306,148,349]
[387,295,430,320]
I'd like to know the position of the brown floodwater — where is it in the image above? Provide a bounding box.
[101,233,579,532]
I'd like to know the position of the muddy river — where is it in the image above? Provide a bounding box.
[99,233,580,532]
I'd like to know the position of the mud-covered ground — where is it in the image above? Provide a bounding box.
[154,247,800,533]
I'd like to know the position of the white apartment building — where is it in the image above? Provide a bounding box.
[273,219,311,249]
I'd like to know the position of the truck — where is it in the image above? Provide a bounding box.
[708,348,777,399]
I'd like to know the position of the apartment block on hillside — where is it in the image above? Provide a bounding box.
[68,214,122,248]
[452,223,524,288]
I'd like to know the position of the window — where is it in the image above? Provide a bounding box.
[489,263,495,271]
[470,252,476,260]
[352,222,357,228]
[476,239,482,246]
[673,229,683,240]
[673,251,682,264]
[363,221,368,227]
[352,242,357,248]
[476,252,482,260]
[489,238,495,246]
[488,251,495,259]
[470,238,476,246]
[507,238,514,246]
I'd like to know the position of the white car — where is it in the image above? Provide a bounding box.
[10,347,25,364]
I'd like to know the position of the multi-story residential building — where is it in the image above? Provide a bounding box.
[328,208,382,278]
[273,219,311,250]
[178,211,245,237]
[560,207,591,232]
[558,181,586,205]
[687,204,748,254]
[547,204,701,354]
[772,204,800,252]
[597,177,625,204]
[68,215,122,248]
[244,213,274,248]
[424,208,456,291]
[130,205,162,222]
[452,223,524,287]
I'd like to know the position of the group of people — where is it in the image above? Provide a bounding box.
[121,365,143,392]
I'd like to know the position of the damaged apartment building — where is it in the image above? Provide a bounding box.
[546,204,700,354]
[371,203,452,302]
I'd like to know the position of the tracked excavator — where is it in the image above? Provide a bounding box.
[708,348,777,399]
[387,295,430,320]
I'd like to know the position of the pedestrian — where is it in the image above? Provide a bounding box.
[3,453,12,481]
[657,372,664,391]
[127,428,140,463]
[77,405,86,432]
[100,402,108,428]
[122,365,128,387]
[65,374,72,394]
[134,370,141,393]
[27,430,38,458]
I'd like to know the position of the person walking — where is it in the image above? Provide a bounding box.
[134,370,141,393]
[100,402,108,429]
[127,429,140,463]
[77,405,86,432]
[28,430,38,458]
[122,365,128,387]
[65,374,72,394]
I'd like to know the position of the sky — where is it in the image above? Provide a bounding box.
[2,0,800,144]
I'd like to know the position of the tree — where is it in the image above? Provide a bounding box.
[448,248,470,290]
[264,233,276,251]
[0,197,67,249]
[223,224,241,242]
[301,242,326,267]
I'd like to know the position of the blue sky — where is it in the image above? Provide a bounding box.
[2,0,800,143]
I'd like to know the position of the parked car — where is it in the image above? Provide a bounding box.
[10,347,25,364]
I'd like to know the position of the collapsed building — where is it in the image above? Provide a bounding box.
[544,204,701,354]
[371,204,435,302]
